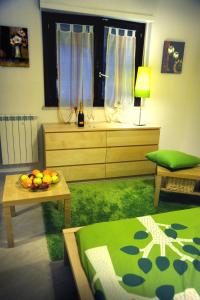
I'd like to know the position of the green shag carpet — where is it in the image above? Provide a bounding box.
[42,178,199,261]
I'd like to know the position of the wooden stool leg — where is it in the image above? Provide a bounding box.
[63,242,70,266]
[3,206,14,247]
[64,198,71,228]
[154,175,162,208]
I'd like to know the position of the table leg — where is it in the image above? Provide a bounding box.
[57,200,62,210]
[154,175,162,208]
[64,198,71,228]
[10,206,16,217]
[3,206,14,247]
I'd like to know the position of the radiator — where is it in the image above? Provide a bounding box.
[0,115,38,165]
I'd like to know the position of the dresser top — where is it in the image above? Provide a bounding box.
[43,122,160,133]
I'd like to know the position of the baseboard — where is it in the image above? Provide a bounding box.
[0,163,42,174]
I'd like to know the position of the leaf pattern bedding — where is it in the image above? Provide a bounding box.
[75,207,200,300]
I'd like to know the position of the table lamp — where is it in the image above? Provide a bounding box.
[134,66,151,126]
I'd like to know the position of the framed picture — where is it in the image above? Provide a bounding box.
[161,41,185,74]
[0,26,29,67]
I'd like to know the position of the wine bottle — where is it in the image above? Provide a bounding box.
[78,101,84,127]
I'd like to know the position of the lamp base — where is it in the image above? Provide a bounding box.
[134,123,146,127]
[135,103,146,127]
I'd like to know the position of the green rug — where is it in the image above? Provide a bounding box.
[42,178,199,261]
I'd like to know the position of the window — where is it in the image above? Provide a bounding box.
[42,12,146,107]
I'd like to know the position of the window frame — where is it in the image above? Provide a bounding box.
[42,11,146,107]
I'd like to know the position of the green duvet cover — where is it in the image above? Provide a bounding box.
[76,207,200,300]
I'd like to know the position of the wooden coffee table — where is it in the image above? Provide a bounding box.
[2,170,71,247]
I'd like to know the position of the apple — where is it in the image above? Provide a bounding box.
[21,174,28,181]
[33,177,42,185]
[51,175,59,183]
[43,175,52,184]
[36,172,43,179]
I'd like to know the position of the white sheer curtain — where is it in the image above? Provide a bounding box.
[56,23,94,122]
[104,27,136,123]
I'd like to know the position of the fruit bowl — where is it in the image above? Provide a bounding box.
[19,169,60,192]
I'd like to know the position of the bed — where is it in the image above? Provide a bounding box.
[63,207,200,300]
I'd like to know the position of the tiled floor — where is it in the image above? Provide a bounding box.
[0,174,78,300]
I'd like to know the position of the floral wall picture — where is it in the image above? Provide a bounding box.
[0,26,29,67]
[161,41,185,74]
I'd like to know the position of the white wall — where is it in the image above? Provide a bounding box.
[148,0,200,155]
[0,0,200,169]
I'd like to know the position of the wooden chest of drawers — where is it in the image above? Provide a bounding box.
[43,123,160,182]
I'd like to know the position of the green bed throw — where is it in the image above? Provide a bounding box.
[76,207,200,300]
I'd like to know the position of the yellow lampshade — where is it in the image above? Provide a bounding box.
[135,66,151,98]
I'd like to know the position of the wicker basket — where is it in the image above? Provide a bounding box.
[165,177,196,193]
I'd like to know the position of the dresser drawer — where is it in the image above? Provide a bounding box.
[106,161,156,178]
[58,164,105,181]
[45,131,106,150]
[106,145,158,163]
[43,123,160,181]
[107,129,160,147]
[46,148,106,167]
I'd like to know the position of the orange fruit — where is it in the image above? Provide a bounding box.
[43,169,52,176]
[32,169,40,176]
[51,171,58,177]
[21,178,32,188]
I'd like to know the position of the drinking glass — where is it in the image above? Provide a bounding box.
[91,110,95,127]
[87,110,92,127]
